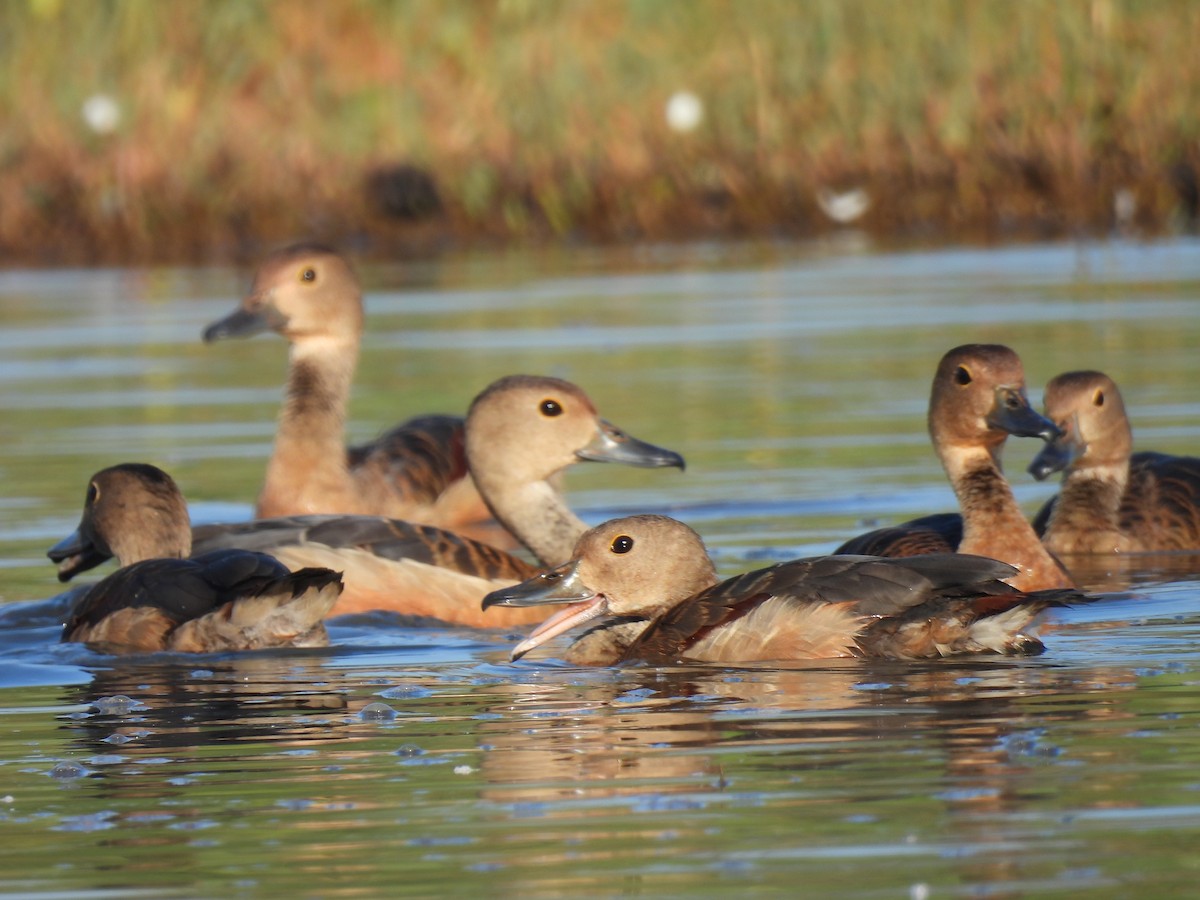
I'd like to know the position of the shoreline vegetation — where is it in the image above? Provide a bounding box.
[2,1,1198,265]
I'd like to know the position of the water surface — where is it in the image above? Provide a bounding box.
[1,237,1199,896]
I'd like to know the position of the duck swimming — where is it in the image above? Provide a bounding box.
[49,464,343,654]
[1030,370,1200,553]
[52,376,684,626]
[836,344,1074,591]
[484,514,1086,665]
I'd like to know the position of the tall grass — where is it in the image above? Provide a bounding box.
[0,0,1196,262]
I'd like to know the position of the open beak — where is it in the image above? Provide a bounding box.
[987,386,1061,441]
[482,559,609,661]
[47,526,111,583]
[1028,417,1084,481]
[575,420,685,470]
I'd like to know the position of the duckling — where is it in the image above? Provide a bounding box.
[52,376,684,626]
[203,243,491,535]
[836,344,1074,591]
[49,464,342,654]
[484,515,1085,665]
[1030,370,1200,553]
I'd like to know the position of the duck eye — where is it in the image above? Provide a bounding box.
[87,482,100,505]
[540,399,563,417]
[954,366,972,386]
[301,268,316,283]
[1094,390,1105,407]
[610,535,634,554]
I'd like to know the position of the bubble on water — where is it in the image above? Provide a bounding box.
[453,765,474,775]
[91,695,145,715]
[358,702,398,722]
[48,761,89,780]
[102,733,134,745]
[395,743,425,758]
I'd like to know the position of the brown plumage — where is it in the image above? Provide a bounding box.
[836,344,1074,591]
[52,378,684,626]
[1030,370,1200,553]
[484,515,1086,665]
[48,464,343,654]
[202,243,491,537]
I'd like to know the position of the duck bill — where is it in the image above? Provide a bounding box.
[202,296,285,343]
[46,527,111,583]
[575,419,685,470]
[1027,423,1085,481]
[482,560,609,661]
[987,387,1061,441]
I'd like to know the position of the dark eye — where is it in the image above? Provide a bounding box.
[1094,390,1105,407]
[954,366,972,386]
[610,535,634,554]
[540,399,563,417]
[301,268,316,282]
[87,482,100,505]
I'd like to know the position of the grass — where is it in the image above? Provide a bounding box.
[0,0,1197,262]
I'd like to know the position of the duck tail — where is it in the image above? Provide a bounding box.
[170,568,344,652]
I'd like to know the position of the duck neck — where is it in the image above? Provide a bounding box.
[1046,464,1128,540]
[943,447,1039,552]
[476,476,586,566]
[566,618,652,665]
[260,337,360,513]
[113,517,192,567]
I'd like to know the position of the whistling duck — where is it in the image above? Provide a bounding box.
[203,243,493,536]
[1029,370,1200,553]
[53,376,684,625]
[48,464,343,654]
[835,344,1074,591]
[484,515,1085,665]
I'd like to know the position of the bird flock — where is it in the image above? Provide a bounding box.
[45,244,1200,663]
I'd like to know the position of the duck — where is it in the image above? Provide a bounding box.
[51,376,685,626]
[48,464,343,654]
[483,515,1086,665]
[1029,370,1200,553]
[202,243,494,538]
[835,344,1074,591]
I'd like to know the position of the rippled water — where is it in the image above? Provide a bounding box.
[2,237,1200,896]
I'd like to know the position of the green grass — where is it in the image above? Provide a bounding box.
[1,0,1197,261]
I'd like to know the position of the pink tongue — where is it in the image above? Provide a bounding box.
[511,595,607,660]
[56,554,84,577]
[527,599,601,640]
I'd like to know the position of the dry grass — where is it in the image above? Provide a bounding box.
[1,0,1197,262]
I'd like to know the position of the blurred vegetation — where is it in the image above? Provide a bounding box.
[0,0,1197,262]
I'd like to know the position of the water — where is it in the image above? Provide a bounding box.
[2,236,1200,896]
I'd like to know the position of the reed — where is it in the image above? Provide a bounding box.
[1,0,1197,262]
